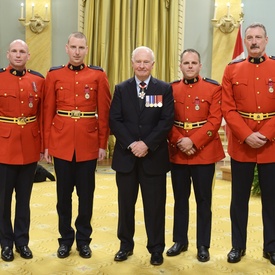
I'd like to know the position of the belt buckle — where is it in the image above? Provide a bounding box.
[71,110,81,118]
[184,122,193,130]
[17,117,27,125]
[253,113,263,121]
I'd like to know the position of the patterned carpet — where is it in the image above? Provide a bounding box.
[1,163,275,274]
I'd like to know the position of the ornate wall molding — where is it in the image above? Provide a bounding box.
[78,0,86,32]
[178,0,185,79]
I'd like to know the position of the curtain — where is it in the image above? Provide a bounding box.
[84,0,179,93]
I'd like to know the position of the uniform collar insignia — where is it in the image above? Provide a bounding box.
[10,68,26,76]
[183,76,199,85]
[68,63,85,71]
[248,56,265,64]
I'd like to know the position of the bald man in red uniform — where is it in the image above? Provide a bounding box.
[167,49,224,262]
[44,32,111,259]
[222,23,275,265]
[0,40,44,262]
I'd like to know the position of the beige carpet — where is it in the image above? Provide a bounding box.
[1,164,275,275]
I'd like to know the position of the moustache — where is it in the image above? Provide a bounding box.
[251,45,259,49]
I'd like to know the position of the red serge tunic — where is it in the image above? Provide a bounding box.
[44,64,111,162]
[168,76,225,164]
[222,54,275,163]
[0,66,44,164]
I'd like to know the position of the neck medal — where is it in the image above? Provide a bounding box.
[138,82,147,99]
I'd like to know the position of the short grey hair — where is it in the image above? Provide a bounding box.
[67,32,87,44]
[245,23,267,37]
[131,46,155,62]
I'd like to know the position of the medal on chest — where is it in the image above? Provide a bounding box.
[29,94,34,108]
[32,82,37,93]
[268,79,274,93]
[156,95,163,107]
[84,84,90,99]
[194,96,200,110]
[145,95,163,108]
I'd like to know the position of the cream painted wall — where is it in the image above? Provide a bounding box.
[183,0,214,78]
[184,0,275,80]
[51,0,78,66]
[0,0,78,74]
[1,0,275,78]
[0,0,25,66]
[241,0,275,56]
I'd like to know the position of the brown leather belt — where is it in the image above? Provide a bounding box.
[0,115,36,125]
[238,111,275,121]
[174,120,207,130]
[57,110,96,118]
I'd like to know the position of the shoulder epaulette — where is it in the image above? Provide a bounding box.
[170,79,181,84]
[0,68,6,73]
[49,65,65,72]
[229,58,246,65]
[269,56,275,60]
[88,65,103,72]
[203,77,220,86]
[27,69,44,78]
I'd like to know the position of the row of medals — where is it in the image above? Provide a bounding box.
[139,90,163,107]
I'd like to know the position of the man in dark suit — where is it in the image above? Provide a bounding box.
[109,46,174,266]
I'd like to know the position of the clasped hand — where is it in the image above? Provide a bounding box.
[245,132,267,148]
[130,141,148,158]
[177,137,196,155]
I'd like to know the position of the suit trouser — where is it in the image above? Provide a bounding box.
[54,155,96,247]
[0,162,36,248]
[231,158,275,252]
[170,163,215,248]
[116,160,166,253]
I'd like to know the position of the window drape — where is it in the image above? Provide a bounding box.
[84,0,179,93]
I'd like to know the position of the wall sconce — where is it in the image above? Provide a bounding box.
[18,3,50,34]
[211,2,244,33]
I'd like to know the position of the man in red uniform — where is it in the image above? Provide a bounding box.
[222,23,275,265]
[44,32,111,259]
[0,40,44,261]
[167,49,224,262]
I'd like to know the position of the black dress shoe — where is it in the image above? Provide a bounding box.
[197,246,210,262]
[57,244,71,258]
[16,245,33,259]
[263,251,275,265]
[1,246,14,262]
[150,252,163,265]
[227,248,246,263]
[114,250,133,261]
[77,244,92,258]
[166,242,188,256]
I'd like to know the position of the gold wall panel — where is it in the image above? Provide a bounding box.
[211,0,242,83]
[24,0,52,77]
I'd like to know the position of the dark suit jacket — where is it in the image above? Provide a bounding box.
[110,76,174,175]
